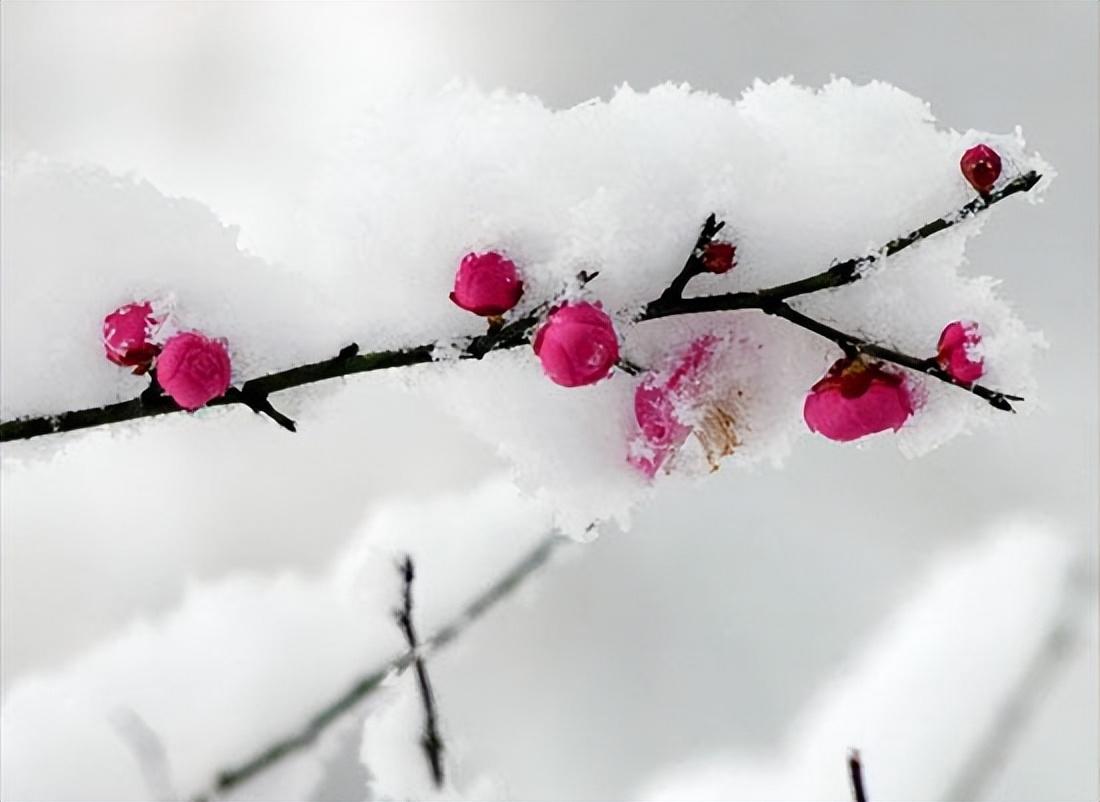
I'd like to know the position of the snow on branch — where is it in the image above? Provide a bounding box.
[188,533,563,802]
[0,171,1037,443]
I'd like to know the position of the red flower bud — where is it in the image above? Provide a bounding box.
[936,320,984,383]
[533,302,619,388]
[960,144,1002,194]
[156,332,232,411]
[450,252,524,317]
[702,241,737,274]
[102,301,162,372]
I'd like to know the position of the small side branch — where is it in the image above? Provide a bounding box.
[657,213,725,303]
[756,171,1041,301]
[394,556,445,788]
[848,749,868,802]
[763,301,1024,412]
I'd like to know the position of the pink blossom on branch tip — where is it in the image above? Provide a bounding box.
[533,302,619,387]
[102,301,163,372]
[937,320,984,383]
[449,251,524,317]
[803,357,914,442]
[156,332,232,411]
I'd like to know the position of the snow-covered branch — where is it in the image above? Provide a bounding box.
[0,171,1038,443]
[188,533,563,802]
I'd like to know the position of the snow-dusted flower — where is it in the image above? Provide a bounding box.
[449,251,524,316]
[803,357,914,442]
[102,301,162,372]
[960,144,1002,194]
[702,241,737,274]
[937,320,984,383]
[629,336,717,477]
[156,332,232,410]
[533,302,619,387]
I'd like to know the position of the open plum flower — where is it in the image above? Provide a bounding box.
[803,357,915,443]
[628,336,726,478]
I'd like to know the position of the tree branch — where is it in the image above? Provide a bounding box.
[848,748,868,802]
[762,300,1024,412]
[189,533,565,802]
[394,555,445,788]
[0,172,1039,442]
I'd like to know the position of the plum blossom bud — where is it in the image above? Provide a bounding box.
[450,252,524,316]
[803,357,914,442]
[702,241,737,274]
[102,301,163,372]
[533,302,619,387]
[156,332,232,411]
[960,144,1002,194]
[629,336,717,477]
[937,320,984,383]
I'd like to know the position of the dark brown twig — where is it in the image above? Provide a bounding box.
[0,172,1039,442]
[394,556,445,788]
[849,749,868,802]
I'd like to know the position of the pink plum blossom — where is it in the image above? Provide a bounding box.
[960,144,1002,194]
[102,301,162,372]
[937,320,984,383]
[450,252,524,316]
[156,332,232,411]
[628,336,718,477]
[533,302,619,387]
[803,357,914,442]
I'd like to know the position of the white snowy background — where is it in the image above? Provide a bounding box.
[1,3,1097,801]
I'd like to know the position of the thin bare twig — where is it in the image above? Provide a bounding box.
[189,533,564,802]
[941,560,1096,801]
[394,555,445,788]
[848,748,868,802]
